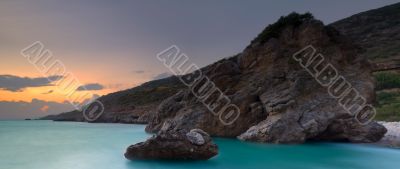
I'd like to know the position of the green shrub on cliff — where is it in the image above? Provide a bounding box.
[375,91,400,121]
[374,71,400,90]
[251,12,314,45]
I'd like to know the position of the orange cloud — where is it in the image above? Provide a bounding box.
[40,105,49,112]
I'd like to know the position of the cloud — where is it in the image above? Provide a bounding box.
[41,90,54,94]
[76,83,104,91]
[0,75,62,92]
[40,105,49,112]
[152,72,173,80]
[0,99,74,120]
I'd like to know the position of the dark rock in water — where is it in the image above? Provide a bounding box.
[146,13,387,143]
[124,128,218,160]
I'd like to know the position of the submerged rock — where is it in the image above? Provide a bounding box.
[124,128,218,160]
[146,13,387,143]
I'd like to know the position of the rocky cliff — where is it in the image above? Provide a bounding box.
[145,13,387,143]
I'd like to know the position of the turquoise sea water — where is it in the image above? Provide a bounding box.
[0,121,399,169]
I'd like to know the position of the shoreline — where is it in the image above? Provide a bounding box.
[376,122,400,148]
[9,120,400,148]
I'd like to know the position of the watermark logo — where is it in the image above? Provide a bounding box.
[157,45,240,125]
[293,45,376,125]
[21,41,104,121]
[82,100,105,122]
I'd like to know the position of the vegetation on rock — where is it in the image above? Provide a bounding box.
[376,91,400,121]
[251,12,314,45]
[374,72,400,90]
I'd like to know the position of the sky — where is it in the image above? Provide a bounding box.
[1,0,399,119]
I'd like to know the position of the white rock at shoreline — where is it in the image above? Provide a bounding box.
[377,122,400,148]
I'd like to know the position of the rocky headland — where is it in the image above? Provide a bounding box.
[41,3,400,160]
[123,12,393,160]
[145,13,386,144]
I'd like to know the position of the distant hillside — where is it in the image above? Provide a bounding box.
[41,76,184,123]
[331,2,400,121]
[331,2,400,61]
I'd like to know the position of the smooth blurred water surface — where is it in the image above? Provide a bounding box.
[0,120,399,169]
